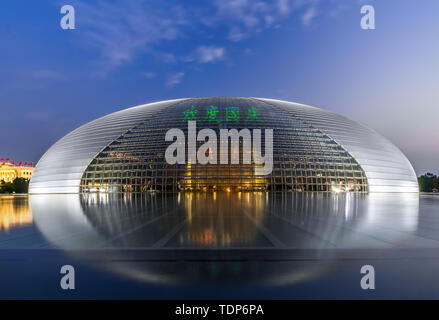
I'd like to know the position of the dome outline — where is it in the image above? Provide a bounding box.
[29,97,418,194]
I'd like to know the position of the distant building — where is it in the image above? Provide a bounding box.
[0,162,34,183]
[29,97,419,194]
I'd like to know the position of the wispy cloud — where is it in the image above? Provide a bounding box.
[278,0,291,14]
[185,46,226,64]
[212,0,291,41]
[141,72,156,79]
[75,0,325,73]
[166,72,185,88]
[301,7,316,26]
[227,27,247,42]
[77,1,188,73]
[197,46,225,63]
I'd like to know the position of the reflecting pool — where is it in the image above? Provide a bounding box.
[27,192,425,249]
[2,192,439,299]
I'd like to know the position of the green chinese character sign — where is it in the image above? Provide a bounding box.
[246,106,261,122]
[183,105,262,122]
[183,106,198,121]
[225,106,240,122]
[205,105,219,122]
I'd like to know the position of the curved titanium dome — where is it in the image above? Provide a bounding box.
[29,97,418,194]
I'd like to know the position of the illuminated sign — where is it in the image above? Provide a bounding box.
[183,106,262,122]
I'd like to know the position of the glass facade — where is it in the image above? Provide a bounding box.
[79,98,368,193]
[29,97,419,194]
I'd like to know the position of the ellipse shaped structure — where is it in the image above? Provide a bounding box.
[29,97,419,194]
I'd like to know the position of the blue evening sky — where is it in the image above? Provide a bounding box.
[0,0,438,174]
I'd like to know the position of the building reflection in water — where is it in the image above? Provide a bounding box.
[0,195,32,231]
[177,192,265,247]
[26,192,424,286]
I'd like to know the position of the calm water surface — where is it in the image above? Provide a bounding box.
[1,192,439,299]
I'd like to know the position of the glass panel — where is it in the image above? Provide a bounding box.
[80,98,368,193]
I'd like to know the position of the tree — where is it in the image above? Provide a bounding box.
[433,176,439,191]
[0,180,14,193]
[418,173,438,192]
[12,177,29,193]
[0,178,29,193]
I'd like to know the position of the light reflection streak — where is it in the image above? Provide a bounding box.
[0,195,32,231]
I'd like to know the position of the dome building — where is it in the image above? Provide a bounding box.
[28,97,419,194]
